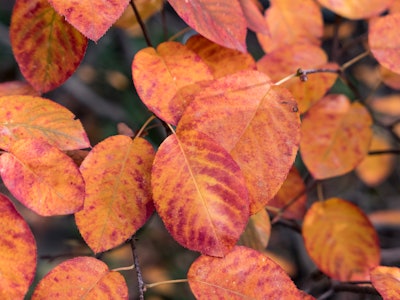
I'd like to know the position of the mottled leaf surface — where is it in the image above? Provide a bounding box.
[371,266,400,300]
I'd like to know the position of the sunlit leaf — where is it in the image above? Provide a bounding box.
[317,0,393,20]
[178,71,300,213]
[0,81,39,96]
[0,95,90,151]
[75,136,155,254]
[188,246,302,299]
[371,266,400,300]
[48,0,129,41]
[257,0,323,53]
[238,0,268,34]
[0,139,85,216]
[32,257,128,299]
[152,129,249,257]
[132,41,213,125]
[167,0,247,52]
[0,194,36,299]
[369,13,400,75]
[239,209,271,251]
[186,34,256,78]
[300,95,373,179]
[303,198,380,281]
[10,0,87,93]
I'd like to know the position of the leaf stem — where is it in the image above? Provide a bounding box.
[112,264,135,272]
[130,238,146,299]
[368,149,400,155]
[340,50,370,71]
[317,182,324,202]
[134,115,156,139]
[130,0,153,47]
[274,73,297,85]
[168,27,192,41]
[146,279,189,289]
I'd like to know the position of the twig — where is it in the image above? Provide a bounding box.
[368,149,400,155]
[130,238,146,300]
[316,181,324,202]
[340,50,370,71]
[130,0,153,47]
[146,279,189,289]
[112,264,135,272]
[134,115,156,139]
[296,68,341,82]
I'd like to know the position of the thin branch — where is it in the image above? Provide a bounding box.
[168,27,193,42]
[161,0,168,41]
[296,68,341,82]
[146,279,189,289]
[134,115,156,139]
[274,73,297,85]
[130,238,146,300]
[112,264,135,272]
[317,182,324,202]
[332,282,379,296]
[130,0,153,47]
[368,149,400,155]
[340,50,370,71]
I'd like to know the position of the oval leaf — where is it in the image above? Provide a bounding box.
[0,81,39,97]
[32,257,128,299]
[239,208,271,251]
[152,129,249,257]
[0,139,85,216]
[239,0,269,34]
[371,266,400,300]
[300,95,373,179]
[10,0,87,92]
[178,71,300,213]
[132,41,213,125]
[303,198,380,281]
[75,136,155,254]
[0,194,37,300]
[0,95,90,151]
[48,0,129,41]
[188,245,302,299]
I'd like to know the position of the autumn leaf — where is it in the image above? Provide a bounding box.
[369,210,400,227]
[239,208,271,252]
[0,194,36,300]
[10,0,87,93]
[303,198,380,281]
[75,135,155,254]
[371,266,400,300]
[151,129,249,257]
[32,257,128,299]
[188,246,302,299]
[167,0,247,52]
[300,94,373,179]
[380,65,400,89]
[0,139,85,216]
[370,94,400,117]
[0,95,90,151]
[0,81,40,96]
[238,0,269,34]
[48,0,129,41]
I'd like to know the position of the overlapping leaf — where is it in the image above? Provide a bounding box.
[48,0,129,41]
[32,257,128,299]
[317,0,393,20]
[75,136,155,254]
[132,41,213,125]
[0,194,36,300]
[369,210,400,227]
[369,13,400,75]
[188,246,302,299]
[10,0,87,93]
[0,139,85,216]
[167,0,247,52]
[371,266,400,300]
[300,94,372,179]
[0,95,90,151]
[151,129,249,257]
[238,0,268,34]
[0,81,39,96]
[380,65,400,89]
[257,0,323,53]
[371,95,400,116]
[178,71,300,213]
[303,198,380,281]
[239,209,271,252]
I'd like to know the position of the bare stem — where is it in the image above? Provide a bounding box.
[134,115,156,139]
[130,0,153,47]
[146,279,189,289]
[368,149,400,155]
[112,264,135,272]
[168,27,192,41]
[130,238,146,300]
[340,50,370,71]
[274,73,297,85]
[317,182,324,202]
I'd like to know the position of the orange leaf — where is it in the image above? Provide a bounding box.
[303,198,380,281]
[371,95,400,116]
[0,194,36,299]
[0,81,40,96]
[0,95,90,151]
[48,0,129,41]
[368,210,400,227]
[380,65,400,89]
[75,136,154,253]
[10,0,87,93]
[188,245,302,299]
[178,71,300,213]
[0,139,85,216]
[186,34,256,78]
[167,0,247,52]
[238,0,269,34]
[300,95,373,179]
[317,0,393,20]
[239,209,271,251]
[257,0,323,53]
[151,129,249,257]
[369,13,400,75]
[268,166,307,220]
[371,266,400,300]
[132,41,213,125]
[32,257,128,299]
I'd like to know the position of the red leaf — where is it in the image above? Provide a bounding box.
[371,266,400,300]
[0,81,40,97]
[238,0,269,34]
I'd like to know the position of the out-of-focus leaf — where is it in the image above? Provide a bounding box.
[48,0,129,41]
[132,42,213,125]
[178,71,300,213]
[257,0,323,53]
[371,95,400,116]
[238,0,268,34]
[0,139,85,216]
[303,198,380,281]
[0,95,90,151]
[188,246,302,299]
[300,94,373,179]
[371,266,400,300]
[186,34,256,78]
[317,0,393,20]
[32,257,128,299]
[369,210,400,227]
[380,65,400,89]
[0,81,40,96]
[75,136,154,254]
[0,194,36,300]
[369,13,400,75]
[167,0,247,52]
[152,129,249,257]
[10,0,87,93]
[239,209,271,251]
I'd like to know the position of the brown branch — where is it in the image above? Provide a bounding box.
[130,0,153,47]
[130,238,146,300]
[368,149,400,155]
